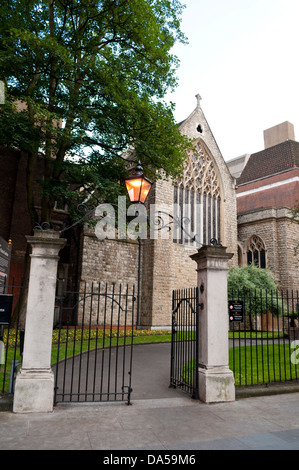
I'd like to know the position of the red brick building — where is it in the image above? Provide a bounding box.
[231,122,299,290]
[0,147,74,288]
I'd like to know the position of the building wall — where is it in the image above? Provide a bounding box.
[81,226,139,289]
[178,97,238,261]
[140,97,238,328]
[0,147,73,287]
[238,207,299,290]
[237,168,299,213]
[76,226,139,327]
[0,148,37,285]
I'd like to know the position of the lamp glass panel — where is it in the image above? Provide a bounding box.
[125,178,142,203]
[139,179,152,203]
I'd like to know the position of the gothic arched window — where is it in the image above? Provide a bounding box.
[246,235,266,269]
[173,141,221,246]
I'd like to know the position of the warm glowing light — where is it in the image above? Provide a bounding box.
[130,180,142,187]
[124,163,153,204]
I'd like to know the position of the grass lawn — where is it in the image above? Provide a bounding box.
[228,331,284,339]
[230,343,299,385]
[50,330,173,365]
[0,348,23,394]
[182,343,299,387]
[2,328,298,393]
[1,328,172,393]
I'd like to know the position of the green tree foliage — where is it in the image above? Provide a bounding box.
[228,265,278,293]
[228,265,283,316]
[0,0,190,227]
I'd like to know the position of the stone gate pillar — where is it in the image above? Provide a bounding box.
[13,230,66,413]
[190,245,235,403]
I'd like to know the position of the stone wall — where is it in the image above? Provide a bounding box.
[238,207,299,290]
[77,226,139,327]
[139,170,238,328]
[81,226,139,289]
[79,167,238,329]
[139,96,238,328]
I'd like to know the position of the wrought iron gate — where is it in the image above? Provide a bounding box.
[170,287,199,398]
[53,281,136,405]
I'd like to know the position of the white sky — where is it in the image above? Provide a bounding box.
[165,0,299,161]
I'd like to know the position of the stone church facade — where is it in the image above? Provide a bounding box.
[79,95,238,328]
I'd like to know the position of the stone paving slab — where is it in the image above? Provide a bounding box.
[1,343,299,451]
[0,393,299,450]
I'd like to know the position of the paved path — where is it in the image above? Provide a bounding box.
[52,342,180,403]
[1,343,299,451]
[129,342,182,400]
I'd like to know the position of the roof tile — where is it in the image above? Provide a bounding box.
[237,140,299,185]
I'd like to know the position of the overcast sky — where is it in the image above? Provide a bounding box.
[165,0,299,161]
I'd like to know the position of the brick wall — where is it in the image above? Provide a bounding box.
[237,168,299,213]
[0,148,73,286]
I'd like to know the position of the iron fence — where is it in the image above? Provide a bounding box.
[1,278,136,405]
[0,279,24,395]
[3,278,299,400]
[53,280,136,404]
[229,289,299,387]
[170,287,199,398]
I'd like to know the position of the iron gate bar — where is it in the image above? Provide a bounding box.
[170,287,199,399]
[53,281,136,405]
[229,288,299,387]
[0,279,24,395]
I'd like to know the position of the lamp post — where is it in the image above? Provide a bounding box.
[124,162,153,328]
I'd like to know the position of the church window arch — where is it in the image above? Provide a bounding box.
[246,235,267,269]
[173,141,221,246]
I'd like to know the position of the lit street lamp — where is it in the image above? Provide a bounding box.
[124,162,153,328]
[125,162,153,204]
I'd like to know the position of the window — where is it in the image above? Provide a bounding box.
[173,141,221,246]
[246,235,266,268]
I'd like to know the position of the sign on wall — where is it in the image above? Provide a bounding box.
[229,300,244,323]
[0,295,13,325]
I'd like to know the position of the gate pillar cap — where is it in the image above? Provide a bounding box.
[190,245,234,263]
[26,229,67,248]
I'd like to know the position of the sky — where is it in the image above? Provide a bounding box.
[165,0,299,161]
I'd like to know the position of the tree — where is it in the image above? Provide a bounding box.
[0,0,190,228]
[228,265,278,294]
[228,265,283,318]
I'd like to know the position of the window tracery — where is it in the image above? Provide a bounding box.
[173,141,221,246]
[246,235,266,268]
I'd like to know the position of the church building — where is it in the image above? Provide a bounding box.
[79,95,238,328]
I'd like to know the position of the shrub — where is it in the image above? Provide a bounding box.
[228,265,283,316]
